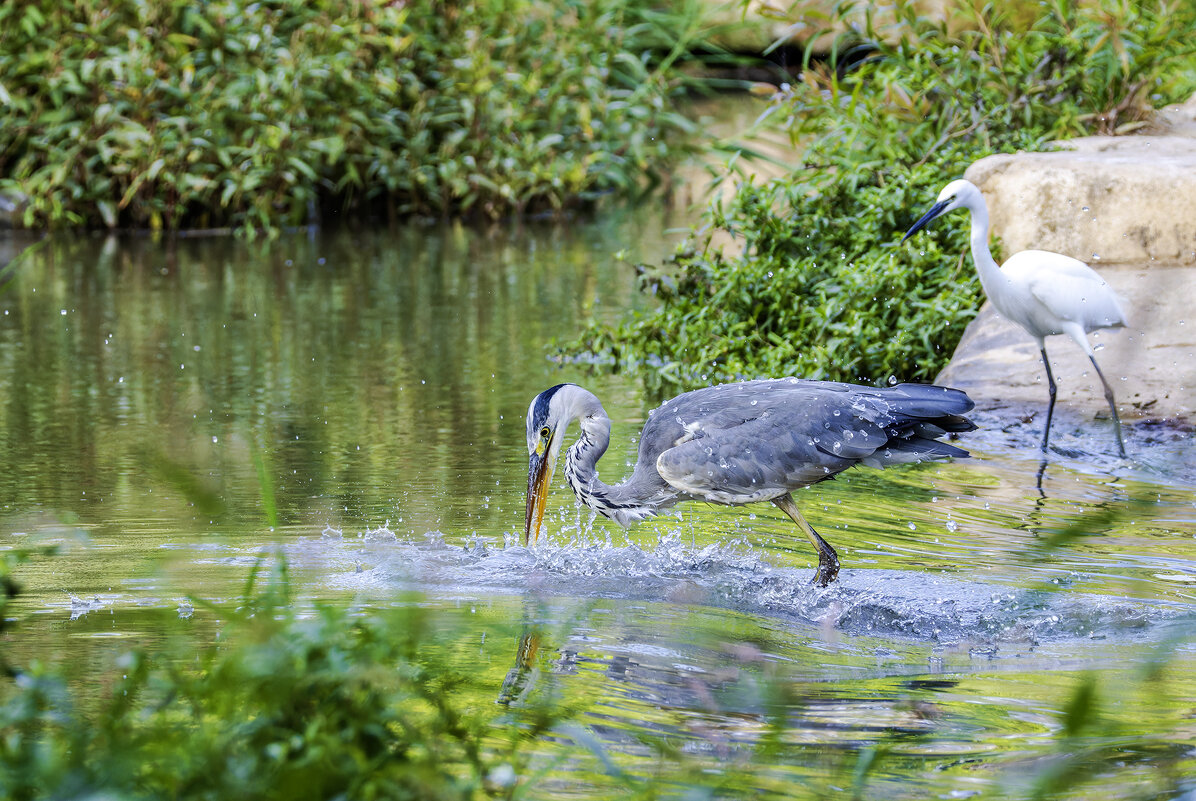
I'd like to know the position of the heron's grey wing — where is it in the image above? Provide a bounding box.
[650,379,973,505]
[654,412,881,504]
[649,380,882,504]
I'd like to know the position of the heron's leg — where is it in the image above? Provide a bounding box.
[1039,347,1057,453]
[772,493,839,587]
[1088,355,1127,458]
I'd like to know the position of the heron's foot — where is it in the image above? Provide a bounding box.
[811,542,840,587]
[771,494,842,587]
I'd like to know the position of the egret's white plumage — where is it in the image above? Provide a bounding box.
[903,179,1128,457]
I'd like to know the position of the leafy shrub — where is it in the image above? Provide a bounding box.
[566,0,1196,394]
[0,561,543,801]
[0,0,704,234]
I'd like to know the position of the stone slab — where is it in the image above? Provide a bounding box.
[701,0,951,53]
[965,137,1196,267]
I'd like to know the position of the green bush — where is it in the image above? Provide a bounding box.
[0,561,544,801]
[566,0,1196,395]
[0,0,704,235]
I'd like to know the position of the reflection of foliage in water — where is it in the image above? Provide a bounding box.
[0,225,650,538]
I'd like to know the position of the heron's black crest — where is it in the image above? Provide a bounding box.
[532,383,573,428]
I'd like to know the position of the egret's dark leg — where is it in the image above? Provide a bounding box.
[1089,355,1127,458]
[1035,458,1048,498]
[1039,347,1057,453]
[773,493,839,587]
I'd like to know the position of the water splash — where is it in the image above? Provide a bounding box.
[310,535,1184,647]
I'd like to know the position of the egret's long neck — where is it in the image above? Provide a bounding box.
[965,199,1005,295]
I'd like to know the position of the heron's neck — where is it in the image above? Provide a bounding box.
[966,201,1005,294]
[563,411,669,524]
[564,412,616,503]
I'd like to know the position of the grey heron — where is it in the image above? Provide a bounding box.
[902,178,1128,458]
[524,379,975,586]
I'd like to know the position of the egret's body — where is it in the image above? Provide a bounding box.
[902,179,1128,457]
[524,379,975,586]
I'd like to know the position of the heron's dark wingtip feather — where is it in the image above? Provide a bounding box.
[884,436,971,462]
[936,413,978,433]
[887,382,975,415]
[868,383,976,462]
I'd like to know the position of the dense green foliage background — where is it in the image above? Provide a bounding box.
[0,0,700,234]
[568,0,1196,393]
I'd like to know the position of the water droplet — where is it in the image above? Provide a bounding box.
[887,375,897,386]
[946,519,958,533]
[907,522,916,531]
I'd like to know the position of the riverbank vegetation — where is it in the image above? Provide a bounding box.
[568,0,1196,393]
[0,0,706,235]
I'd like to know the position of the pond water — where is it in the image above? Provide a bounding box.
[2,195,1196,798]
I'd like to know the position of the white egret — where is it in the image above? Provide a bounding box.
[902,179,1128,458]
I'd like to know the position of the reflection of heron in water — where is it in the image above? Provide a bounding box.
[496,628,635,707]
[524,380,975,586]
[903,179,1128,457]
[497,630,541,707]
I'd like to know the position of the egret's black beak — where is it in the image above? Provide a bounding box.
[901,199,951,243]
[524,449,553,546]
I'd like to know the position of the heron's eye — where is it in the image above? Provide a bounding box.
[539,426,551,439]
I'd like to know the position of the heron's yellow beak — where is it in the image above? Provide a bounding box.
[524,448,554,546]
